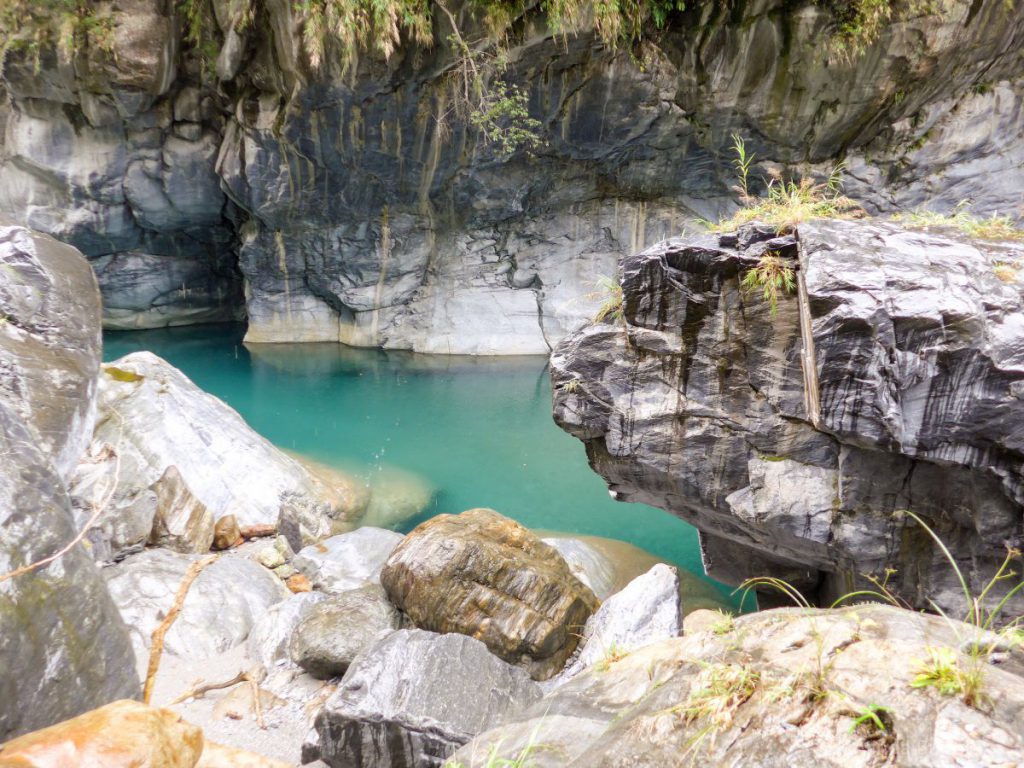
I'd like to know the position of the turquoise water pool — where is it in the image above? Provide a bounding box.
[104,324,738,606]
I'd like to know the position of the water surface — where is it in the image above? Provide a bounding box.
[105,324,738,606]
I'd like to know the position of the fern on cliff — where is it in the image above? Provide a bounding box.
[0,0,113,80]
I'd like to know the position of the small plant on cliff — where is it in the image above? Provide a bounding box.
[596,641,630,672]
[592,275,625,323]
[0,0,114,79]
[846,703,892,736]
[672,662,762,759]
[739,253,796,316]
[910,646,986,707]
[892,202,1024,242]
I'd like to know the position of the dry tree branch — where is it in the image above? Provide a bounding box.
[169,671,248,705]
[0,409,125,584]
[143,553,219,704]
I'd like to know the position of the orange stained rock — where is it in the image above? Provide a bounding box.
[0,700,203,768]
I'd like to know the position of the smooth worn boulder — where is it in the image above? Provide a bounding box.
[72,352,364,536]
[553,220,1024,615]
[451,604,1024,767]
[293,527,404,594]
[380,509,600,680]
[311,629,542,768]
[105,548,288,666]
[246,592,328,669]
[0,222,139,740]
[289,585,401,679]
[0,700,203,768]
[554,564,682,684]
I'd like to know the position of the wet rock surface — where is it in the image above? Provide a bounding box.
[312,629,543,768]
[552,220,1024,615]
[2,3,1023,349]
[0,223,138,740]
[289,585,401,679]
[380,508,600,680]
[452,605,1024,767]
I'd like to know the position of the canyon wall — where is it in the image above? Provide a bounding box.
[0,0,1022,352]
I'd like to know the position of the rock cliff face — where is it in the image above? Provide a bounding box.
[1,1,1023,351]
[0,221,139,740]
[552,220,1024,615]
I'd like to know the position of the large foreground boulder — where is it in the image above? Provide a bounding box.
[105,548,288,665]
[0,222,138,739]
[311,629,542,768]
[553,220,1024,614]
[452,604,1024,767]
[380,508,600,680]
[70,351,366,561]
[0,700,289,768]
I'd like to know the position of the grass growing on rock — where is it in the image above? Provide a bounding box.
[892,203,1024,242]
[672,662,762,758]
[744,510,1024,712]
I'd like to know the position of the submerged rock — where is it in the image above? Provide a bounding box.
[73,352,364,539]
[552,221,1024,615]
[312,629,542,768]
[293,527,404,594]
[452,604,1024,767]
[380,508,599,680]
[0,222,139,740]
[542,533,730,611]
[289,585,401,679]
[105,548,288,666]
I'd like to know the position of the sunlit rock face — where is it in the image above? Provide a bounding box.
[552,220,1024,616]
[1,1,1023,349]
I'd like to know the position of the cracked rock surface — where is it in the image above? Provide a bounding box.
[552,220,1024,615]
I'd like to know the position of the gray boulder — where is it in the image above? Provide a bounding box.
[312,629,543,768]
[451,605,1024,767]
[72,351,364,535]
[289,585,401,679]
[0,219,102,479]
[554,564,681,684]
[105,548,288,666]
[247,591,329,669]
[0,222,138,739]
[293,527,405,594]
[553,220,1024,616]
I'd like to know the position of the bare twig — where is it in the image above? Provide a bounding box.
[143,554,219,704]
[168,671,247,705]
[247,672,266,729]
[0,410,124,583]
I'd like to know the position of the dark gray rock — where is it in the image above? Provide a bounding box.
[312,629,542,768]
[247,591,329,669]
[2,3,1023,347]
[0,223,139,740]
[289,585,400,679]
[552,220,1024,616]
